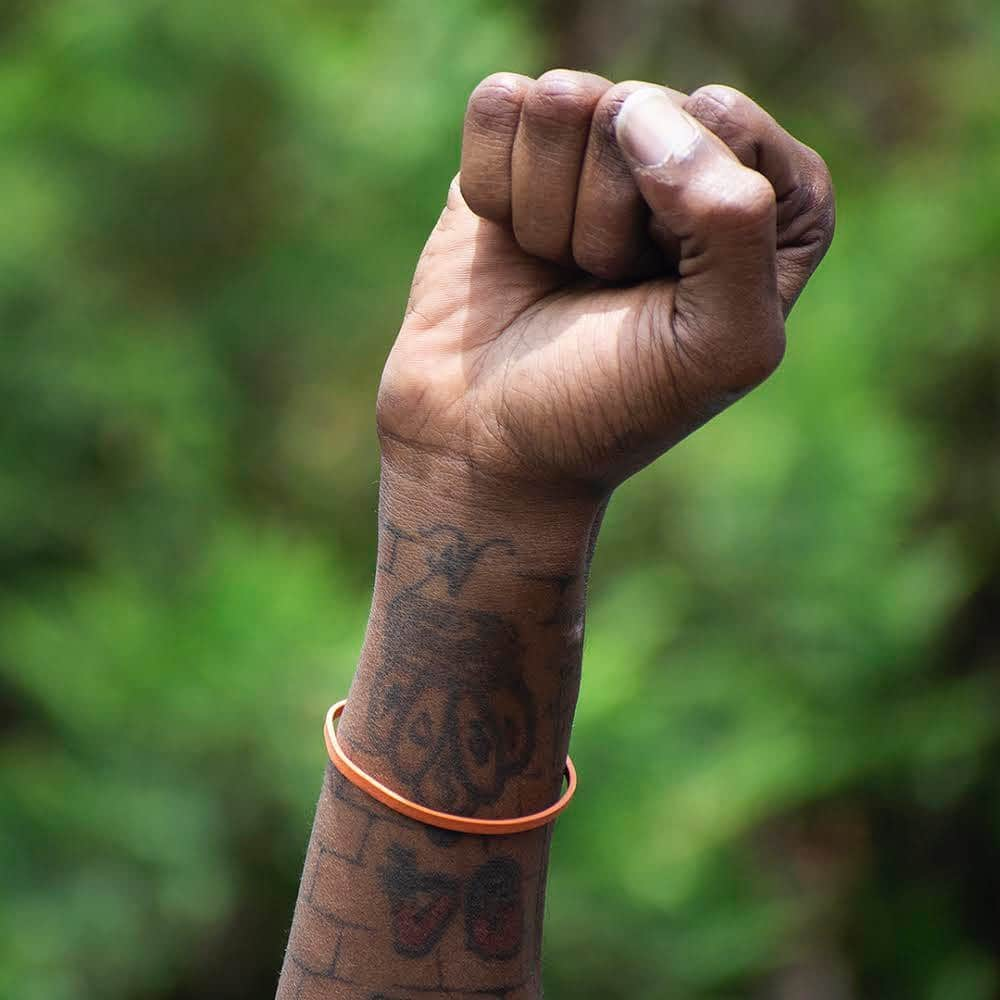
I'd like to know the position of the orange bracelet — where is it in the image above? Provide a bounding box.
[324,700,577,835]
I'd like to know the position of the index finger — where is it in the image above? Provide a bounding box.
[685,84,835,314]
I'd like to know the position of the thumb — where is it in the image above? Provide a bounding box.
[616,88,785,391]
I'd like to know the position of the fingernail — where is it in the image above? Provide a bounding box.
[616,88,699,167]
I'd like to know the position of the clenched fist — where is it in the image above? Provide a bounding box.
[377,71,834,504]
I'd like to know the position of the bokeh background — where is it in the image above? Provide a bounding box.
[2,1,998,998]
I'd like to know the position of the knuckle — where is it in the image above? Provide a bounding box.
[525,70,601,124]
[686,85,758,160]
[800,142,830,176]
[742,174,779,220]
[814,193,836,252]
[689,83,748,115]
[795,146,836,251]
[811,179,836,250]
[594,81,651,145]
[535,68,588,95]
[466,73,526,130]
[801,145,833,198]
[701,170,776,229]
[686,84,752,128]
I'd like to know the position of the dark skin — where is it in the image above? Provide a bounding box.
[276,70,834,998]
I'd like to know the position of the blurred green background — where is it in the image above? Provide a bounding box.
[1,1,997,997]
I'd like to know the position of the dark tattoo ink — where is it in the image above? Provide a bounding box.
[366,595,536,813]
[380,517,516,605]
[417,524,515,596]
[516,571,581,627]
[380,844,459,958]
[278,505,583,1000]
[378,518,416,575]
[424,826,463,848]
[464,856,524,961]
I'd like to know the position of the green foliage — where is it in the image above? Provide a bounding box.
[1,1,997,997]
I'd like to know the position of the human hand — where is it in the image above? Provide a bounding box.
[377,71,834,509]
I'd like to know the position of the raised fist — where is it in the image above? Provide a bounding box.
[377,71,834,501]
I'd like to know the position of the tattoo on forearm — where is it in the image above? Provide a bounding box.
[379,846,527,964]
[280,515,583,999]
[424,826,462,849]
[380,844,460,957]
[380,517,515,600]
[465,856,524,960]
[417,524,516,597]
[280,769,542,998]
[362,594,537,813]
[378,519,416,575]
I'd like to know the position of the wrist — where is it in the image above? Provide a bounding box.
[335,447,595,818]
[377,439,604,578]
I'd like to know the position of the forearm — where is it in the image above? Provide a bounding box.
[277,458,602,999]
